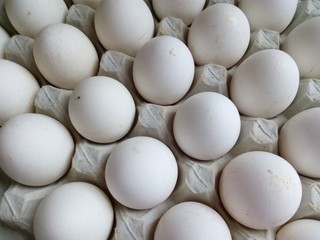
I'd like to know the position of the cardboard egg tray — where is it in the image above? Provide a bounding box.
[1,0,320,239]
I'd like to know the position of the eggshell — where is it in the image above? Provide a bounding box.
[105,136,178,210]
[4,0,68,38]
[173,92,241,161]
[33,182,114,240]
[219,151,302,230]
[152,0,206,26]
[0,26,10,59]
[187,3,250,68]
[279,107,320,178]
[133,35,195,105]
[282,16,320,78]
[276,219,320,240]
[33,23,99,90]
[230,49,299,118]
[0,113,74,186]
[0,59,40,126]
[68,76,136,143]
[238,0,298,33]
[154,202,232,240]
[94,0,154,57]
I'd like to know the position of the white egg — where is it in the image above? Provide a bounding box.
[154,202,232,240]
[0,26,10,59]
[4,0,68,38]
[279,107,320,178]
[219,151,302,230]
[230,49,299,118]
[276,219,320,240]
[105,136,178,210]
[238,0,298,33]
[173,92,240,161]
[133,35,195,105]
[33,182,114,240]
[282,16,320,79]
[68,76,136,143]
[152,0,206,26]
[94,0,154,57]
[187,3,250,68]
[33,23,99,90]
[72,0,101,9]
[0,113,74,186]
[0,59,40,126]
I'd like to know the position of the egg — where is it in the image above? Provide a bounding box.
[187,3,250,68]
[33,182,114,240]
[72,0,101,9]
[33,23,99,90]
[154,201,232,240]
[238,0,298,33]
[276,219,320,240]
[0,113,74,186]
[219,151,302,230]
[0,26,10,59]
[282,16,320,79]
[105,136,178,210]
[152,0,206,26]
[94,0,154,57]
[230,49,299,118]
[173,92,241,161]
[133,35,195,105]
[279,107,320,178]
[4,0,68,38]
[68,76,136,143]
[0,59,40,126]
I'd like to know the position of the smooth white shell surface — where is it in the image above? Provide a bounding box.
[282,16,320,79]
[173,92,241,160]
[5,0,68,38]
[152,0,206,26]
[33,182,114,240]
[154,202,232,240]
[230,49,299,118]
[239,0,298,32]
[68,76,136,143]
[133,35,195,105]
[33,23,99,90]
[0,59,40,125]
[279,107,320,178]
[0,113,74,186]
[219,151,302,230]
[188,3,250,68]
[105,136,178,210]
[276,219,320,240]
[94,0,154,57]
[0,26,10,58]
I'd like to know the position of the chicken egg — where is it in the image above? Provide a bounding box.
[282,16,320,79]
[33,23,99,90]
[0,59,40,126]
[152,0,206,26]
[276,219,320,240]
[154,202,232,240]
[230,49,299,118]
[173,92,241,161]
[279,107,320,178]
[105,136,178,210]
[219,151,302,230]
[238,0,298,33]
[33,182,114,240]
[4,0,68,38]
[0,26,10,59]
[133,35,195,105]
[0,113,74,186]
[188,3,250,68]
[68,76,136,143]
[94,0,154,57]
